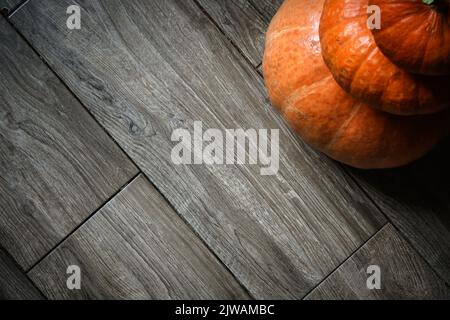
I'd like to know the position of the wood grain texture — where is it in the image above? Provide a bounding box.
[252,0,450,288]
[249,0,283,22]
[347,140,450,284]
[0,247,43,300]
[29,175,249,300]
[196,0,283,66]
[0,16,138,269]
[11,0,386,298]
[0,0,22,12]
[196,0,268,66]
[306,224,450,300]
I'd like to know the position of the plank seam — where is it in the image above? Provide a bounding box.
[247,0,270,23]
[8,2,413,298]
[248,0,275,23]
[302,222,390,299]
[5,17,254,297]
[342,166,450,288]
[192,0,260,68]
[25,172,142,274]
[0,245,47,299]
[138,175,255,299]
[192,0,398,297]
[253,51,450,290]
[4,16,150,271]
[3,0,31,19]
[5,17,144,181]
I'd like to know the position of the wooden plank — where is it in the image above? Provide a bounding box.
[0,0,19,10]
[249,0,283,22]
[306,224,450,300]
[346,141,450,284]
[11,0,386,298]
[0,247,43,300]
[196,0,268,66]
[29,175,249,300]
[218,0,450,288]
[196,0,284,66]
[0,16,139,270]
[0,0,24,15]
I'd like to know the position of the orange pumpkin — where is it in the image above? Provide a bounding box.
[263,0,450,169]
[319,0,450,115]
[370,0,450,76]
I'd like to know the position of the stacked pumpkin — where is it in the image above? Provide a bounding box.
[263,0,450,169]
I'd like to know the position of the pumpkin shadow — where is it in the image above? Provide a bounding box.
[347,138,450,214]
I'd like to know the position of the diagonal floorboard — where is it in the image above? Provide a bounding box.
[9,0,387,298]
[347,143,450,284]
[205,0,450,288]
[29,175,249,300]
[0,0,21,12]
[306,224,450,300]
[248,0,284,22]
[197,0,283,66]
[0,15,139,269]
[0,0,29,18]
[0,247,44,300]
[195,0,268,67]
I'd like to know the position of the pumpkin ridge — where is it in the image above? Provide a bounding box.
[376,1,427,18]
[321,23,375,91]
[393,17,430,69]
[324,103,364,151]
[265,26,312,44]
[321,18,366,37]
[263,0,450,168]
[375,10,427,38]
[282,75,334,115]
[349,47,378,94]
[370,0,450,75]
[421,10,443,72]
[382,13,431,74]
[321,0,450,115]
[387,77,406,112]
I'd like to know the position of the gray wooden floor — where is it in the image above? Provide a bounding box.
[0,0,449,300]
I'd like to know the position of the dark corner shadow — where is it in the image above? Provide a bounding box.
[0,7,8,17]
[345,137,450,214]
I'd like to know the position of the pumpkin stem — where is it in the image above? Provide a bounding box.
[423,0,450,6]
[423,0,449,12]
